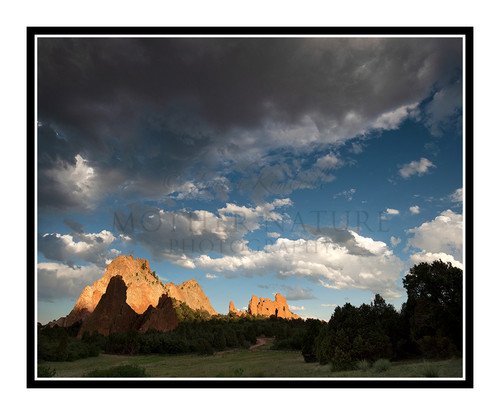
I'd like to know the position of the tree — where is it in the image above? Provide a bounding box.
[313,300,394,368]
[213,327,227,351]
[402,260,463,354]
[301,319,325,362]
[56,331,69,361]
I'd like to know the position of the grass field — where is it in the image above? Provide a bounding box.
[40,338,463,378]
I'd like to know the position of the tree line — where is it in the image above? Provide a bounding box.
[37,316,306,360]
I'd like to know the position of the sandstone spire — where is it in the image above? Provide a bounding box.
[229,301,243,317]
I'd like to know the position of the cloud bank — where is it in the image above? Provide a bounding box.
[196,232,404,299]
[37,37,462,210]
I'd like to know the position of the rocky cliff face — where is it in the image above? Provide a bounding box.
[230,293,301,319]
[62,254,216,327]
[164,279,217,316]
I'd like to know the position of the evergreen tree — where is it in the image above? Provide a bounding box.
[402,260,463,353]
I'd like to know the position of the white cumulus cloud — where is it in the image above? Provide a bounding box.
[205,273,218,279]
[373,103,419,130]
[167,176,231,201]
[409,205,420,214]
[450,188,463,204]
[333,188,356,201]
[39,229,118,267]
[267,232,281,238]
[406,209,463,263]
[390,236,401,247]
[39,154,123,211]
[315,152,343,170]
[409,251,463,269]
[399,157,436,179]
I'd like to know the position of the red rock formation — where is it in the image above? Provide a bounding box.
[134,294,178,333]
[246,293,300,319]
[63,254,217,326]
[64,255,165,326]
[78,275,139,337]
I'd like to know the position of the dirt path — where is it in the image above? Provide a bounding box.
[249,337,273,350]
[214,337,273,355]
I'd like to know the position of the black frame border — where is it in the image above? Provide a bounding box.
[27,26,473,388]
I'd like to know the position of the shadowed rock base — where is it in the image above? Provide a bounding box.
[78,275,178,337]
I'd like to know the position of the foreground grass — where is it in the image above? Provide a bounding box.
[329,358,462,378]
[43,342,462,378]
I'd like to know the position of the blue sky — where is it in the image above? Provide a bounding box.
[36,36,464,324]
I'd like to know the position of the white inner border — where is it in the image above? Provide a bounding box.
[33,32,468,382]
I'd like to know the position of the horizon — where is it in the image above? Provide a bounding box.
[36,35,464,325]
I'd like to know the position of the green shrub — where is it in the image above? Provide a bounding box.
[417,336,457,359]
[422,362,439,377]
[38,365,56,377]
[373,358,391,372]
[196,338,214,355]
[357,359,371,372]
[233,367,244,376]
[330,346,356,372]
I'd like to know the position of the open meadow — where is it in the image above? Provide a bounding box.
[41,338,462,378]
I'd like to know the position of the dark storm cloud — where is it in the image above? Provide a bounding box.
[63,218,85,234]
[281,285,317,301]
[304,224,375,256]
[37,262,104,302]
[37,37,462,210]
[38,37,461,130]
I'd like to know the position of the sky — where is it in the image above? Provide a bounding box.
[36,36,464,324]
